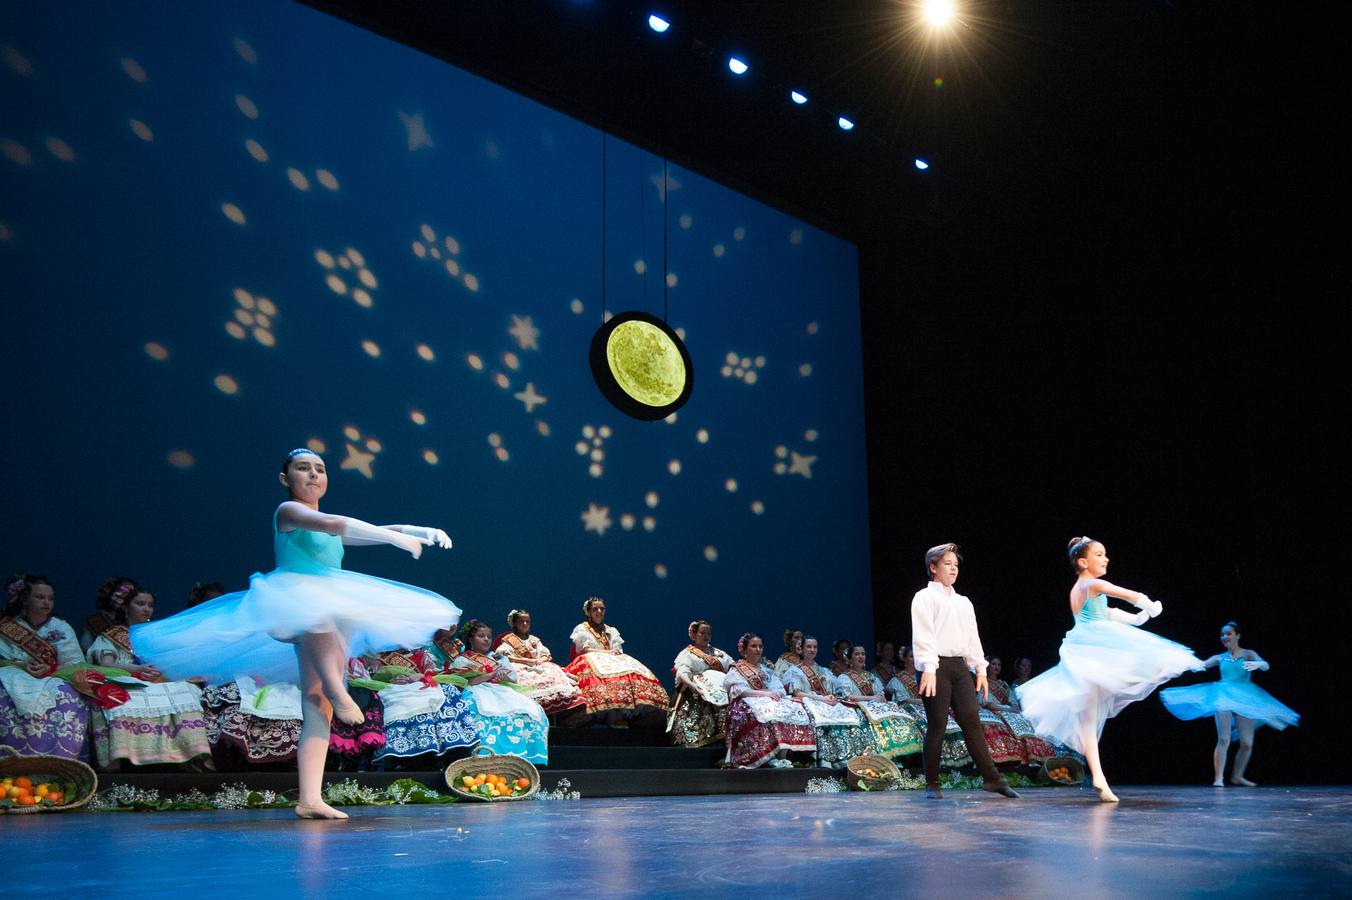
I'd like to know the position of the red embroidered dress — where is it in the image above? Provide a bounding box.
[563,622,669,718]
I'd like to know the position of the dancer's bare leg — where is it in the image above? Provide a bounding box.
[1212,711,1233,786]
[1229,715,1257,786]
[295,638,348,820]
[1081,692,1117,802]
[313,631,363,725]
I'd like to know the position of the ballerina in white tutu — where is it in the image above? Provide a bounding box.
[1016,537,1204,802]
[1160,620,1298,787]
[134,448,461,819]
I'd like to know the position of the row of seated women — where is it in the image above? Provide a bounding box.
[2,574,1065,775]
[0,578,674,771]
[670,626,1070,770]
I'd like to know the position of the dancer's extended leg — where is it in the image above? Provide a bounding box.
[1213,711,1233,786]
[295,638,347,820]
[313,631,363,725]
[1080,688,1116,802]
[1229,715,1256,786]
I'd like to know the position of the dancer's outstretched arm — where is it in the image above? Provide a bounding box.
[1241,650,1269,672]
[381,525,453,549]
[276,501,427,557]
[1080,578,1163,617]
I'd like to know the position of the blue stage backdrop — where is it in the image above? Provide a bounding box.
[1,2,869,671]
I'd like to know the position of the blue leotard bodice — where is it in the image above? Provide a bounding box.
[1075,592,1108,624]
[1219,655,1252,684]
[273,515,344,573]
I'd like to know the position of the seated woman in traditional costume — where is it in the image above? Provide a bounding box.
[668,620,735,748]
[85,589,211,769]
[0,574,90,760]
[772,628,804,677]
[81,576,137,652]
[1009,656,1034,689]
[563,596,669,726]
[452,620,549,764]
[369,643,477,768]
[872,641,899,686]
[781,635,876,768]
[827,639,852,677]
[723,632,815,768]
[491,609,581,716]
[886,644,972,769]
[327,656,384,770]
[982,655,1056,764]
[832,644,923,760]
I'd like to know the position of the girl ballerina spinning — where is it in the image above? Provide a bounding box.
[1160,620,1299,786]
[134,448,461,819]
[1017,537,1204,802]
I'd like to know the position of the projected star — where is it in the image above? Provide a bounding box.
[650,172,682,202]
[788,451,816,479]
[340,442,376,479]
[514,382,547,413]
[581,503,612,537]
[399,112,434,151]
[508,314,540,350]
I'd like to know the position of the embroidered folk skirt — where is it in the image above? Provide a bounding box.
[201,681,300,765]
[0,677,89,760]
[667,687,728,748]
[563,652,669,717]
[724,698,815,769]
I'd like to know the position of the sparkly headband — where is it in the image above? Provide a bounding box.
[288,448,320,459]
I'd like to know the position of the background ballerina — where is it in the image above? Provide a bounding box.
[1017,537,1203,802]
[134,448,460,819]
[1160,620,1298,786]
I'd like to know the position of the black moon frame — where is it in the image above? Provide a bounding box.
[588,310,695,421]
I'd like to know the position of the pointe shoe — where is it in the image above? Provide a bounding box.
[330,695,366,726]
[1229,776,1257,787]
[1093,783,1119,803]
[1212,780,1225,787]
[984,780,1021,798]
[295,802,349,820]
[924,786,944,799]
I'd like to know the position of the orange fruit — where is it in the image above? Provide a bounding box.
[6,786,22,799]
[473,774,486,785]
[515,777,530,789]
[48,792,64,804]
[14,777,33,789]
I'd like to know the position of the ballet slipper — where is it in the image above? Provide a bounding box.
[329,693,366,726]
[1229,776,1257,787]
[295,801,349,820]
[1093,782,1119,803]
[1212,779,1225,787]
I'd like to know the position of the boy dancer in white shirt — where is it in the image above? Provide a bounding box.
[911,542,1020,799]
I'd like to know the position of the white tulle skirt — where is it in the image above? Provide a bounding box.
[1160,681,1300,730]
[1016,619,1204,752]
[133,567,461,685]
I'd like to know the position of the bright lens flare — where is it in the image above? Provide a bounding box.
[923,0,955,26]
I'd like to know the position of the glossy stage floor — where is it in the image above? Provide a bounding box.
[5,786,1349,898]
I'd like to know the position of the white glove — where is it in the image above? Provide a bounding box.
[403,526,452,549]
[1107,607,1150,627]
[342,519,424,558]
[1133,594,1163,618]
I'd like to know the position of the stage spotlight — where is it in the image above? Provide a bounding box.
[647,14,670,33]
[923,0,955,26]
[914,158,930,170]
[727,56,749,75]
[837,116,855,131]
[790,90,808,105]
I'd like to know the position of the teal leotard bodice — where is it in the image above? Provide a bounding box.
[273,516,344,573]
[1075,592,1108,624]
[1219,655,1252,684]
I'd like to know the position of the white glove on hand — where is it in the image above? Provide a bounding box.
[1107,607,1150,627]
[404,526,452,549]
[1141,595,1163,618]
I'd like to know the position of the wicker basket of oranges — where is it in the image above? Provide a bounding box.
[845,754,902,791]
[1036,755,1085,786]
[0,746,98,813]
[445,747,539,801]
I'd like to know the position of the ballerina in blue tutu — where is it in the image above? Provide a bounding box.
[1016,537,1205,802]
[134,448,461,819]
[1160,620,1298,787]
